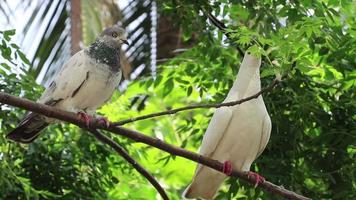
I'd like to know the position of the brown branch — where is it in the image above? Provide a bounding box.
[0,91,310,200]
[87,129,169,200]
[70,0,82,55]
[113,79,280,126]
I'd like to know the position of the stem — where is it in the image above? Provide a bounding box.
[113,79,279,126]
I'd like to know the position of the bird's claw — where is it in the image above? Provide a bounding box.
[247,171,265,188]
[77,111,92,127]
[97,116,110,128]
[222,161,233,176]
[77,112,110,128]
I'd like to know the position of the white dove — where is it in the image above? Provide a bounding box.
[183,52,272,199]
[7,25,129,143]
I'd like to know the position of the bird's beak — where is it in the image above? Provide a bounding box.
[121,39,129,45]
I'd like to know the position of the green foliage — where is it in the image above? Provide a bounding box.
[1,0,356,199]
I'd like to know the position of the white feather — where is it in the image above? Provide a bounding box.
[183,53,271,199]
[39,50,122,119]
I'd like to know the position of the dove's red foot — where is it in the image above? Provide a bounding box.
[247,171,265,187]
[97,117,110,128]
[77,111,92,127]
[222,161,233,176]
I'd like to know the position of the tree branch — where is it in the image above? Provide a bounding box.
[201,9,245,57]
[87,128,169,200]
[113,79,280,126]
[0,91,310,200]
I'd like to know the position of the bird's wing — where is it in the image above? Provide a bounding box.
[39,50,90,105]
[255,114,272,158]
[184,107,233,199]
[198,107,233,157]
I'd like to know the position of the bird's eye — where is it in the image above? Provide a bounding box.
[112,32,118,38]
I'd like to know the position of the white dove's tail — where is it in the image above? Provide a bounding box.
[183,165,226,199]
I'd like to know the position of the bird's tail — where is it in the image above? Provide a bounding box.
[183,165,226,200]
[6,113,48,143]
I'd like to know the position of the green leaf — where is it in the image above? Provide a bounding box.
[319,47,329,56]
[3,29,16,41]
[4,29,16,36]
[191,129,200,135]
[261,67,276,78]
[1,46,11,60]
[314,37,326,44]
[16,50,30,65]
[154,75,163,87]
[145,78,153,89]
[181,139,188,148]
[187,85,193,96]
[175,77,190,85]
[308,38,315,50]
[162,77,174,97]
[0,62,11,70]
[10,43,20,49]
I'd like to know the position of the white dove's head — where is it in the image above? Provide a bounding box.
[99,25,129,49]
[243,51,261,68]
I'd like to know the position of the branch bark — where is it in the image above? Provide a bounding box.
[113,79,280,126]
[70,0,82,55]
[0,91,310,200]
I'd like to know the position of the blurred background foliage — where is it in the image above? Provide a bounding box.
[0,0,355,199]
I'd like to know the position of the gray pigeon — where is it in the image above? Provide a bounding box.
[7,25,129,143]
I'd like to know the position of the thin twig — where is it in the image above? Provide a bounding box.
[113,79,280,126]
[201,8,244,57]
[0,91,310,200]
[88,128,169,200]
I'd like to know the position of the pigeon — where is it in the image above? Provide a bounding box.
[183,52,272,199]
[7,25,129,143]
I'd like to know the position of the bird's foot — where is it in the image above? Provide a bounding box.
[247,171,265,188]
[77,111,92,127]
[222,161,233,176]
[96,116,110,128]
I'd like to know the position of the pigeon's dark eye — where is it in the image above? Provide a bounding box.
[112,32,118,38]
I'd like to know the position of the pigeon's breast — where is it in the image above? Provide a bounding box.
[62,59,122,114]
[212,99,269,171]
